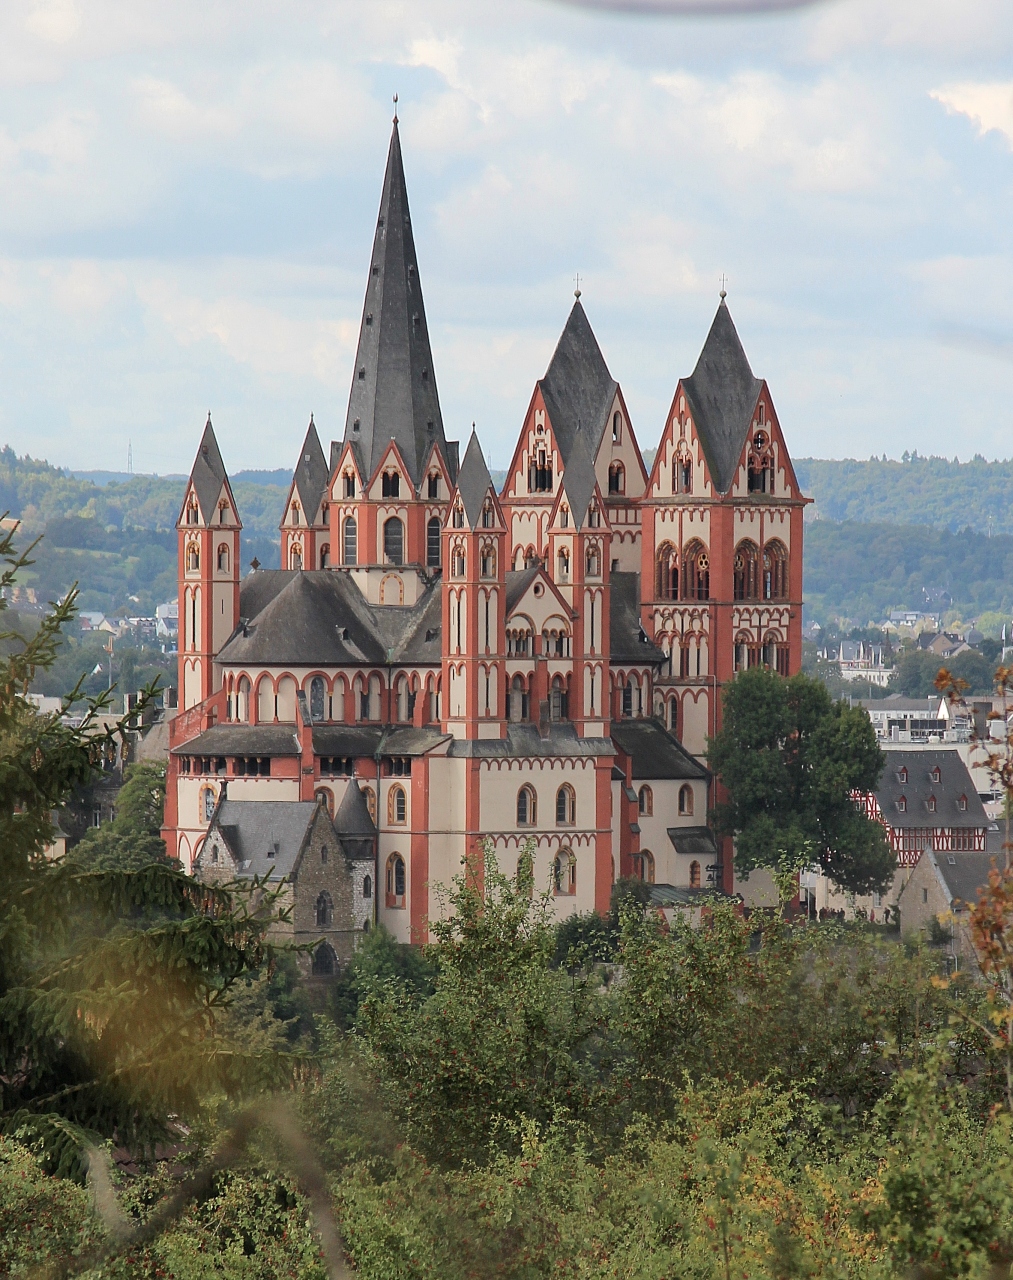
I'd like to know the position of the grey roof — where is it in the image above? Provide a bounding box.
[610,573,665,664]
[311,725,449,757]
[333,779,376,838]
[456,429,494,527]
[240,569,292,618]
[682,301,763,496]
[560,427,599,529]
[504,567,543,617]
[341,120,453,489]
[290,417,330,522]
[539,300,618,467]
[183,415,231,525]
[859,696,940,714]
[666,826,719,855]
[171,725,299,757]
[649,883,732,907]
[928,849,995,911]
[448,723,614,758]
[875,749,990,829]
[208,799,321,879]
[610,717,708,780]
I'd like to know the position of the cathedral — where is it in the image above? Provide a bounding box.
[162,117,806,955]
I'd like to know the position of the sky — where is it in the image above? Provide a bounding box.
[0,0,1012,476]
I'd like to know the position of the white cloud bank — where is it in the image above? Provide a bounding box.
[931,81,1013,148]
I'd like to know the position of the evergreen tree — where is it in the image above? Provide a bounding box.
[0,527,291,1179]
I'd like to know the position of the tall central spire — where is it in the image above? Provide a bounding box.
[342,120,451,490]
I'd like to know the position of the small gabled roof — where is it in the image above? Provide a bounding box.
[682,300,763,496]
[181,415,231,525]
[207,799,321,879]
[558,427,600,528]
[455,429,495,527]
[290,417,330,522]
[503,566,572,624]
[610,717,708,780]
[610,572,665,664]
[539,300,619,467]
[927,849,994,911]
[334,780,376,838]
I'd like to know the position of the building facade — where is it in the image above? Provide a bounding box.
[162,118,807,947]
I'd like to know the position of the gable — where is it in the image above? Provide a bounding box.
[504,567,573,631]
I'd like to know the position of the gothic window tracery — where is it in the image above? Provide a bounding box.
[763,540,788,600]
[682,541,710,601]
[733,540,760,600]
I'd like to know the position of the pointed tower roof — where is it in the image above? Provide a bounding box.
[560,427,599,529]
[342,120,451,490]
[682,300,763,496]
[184,414,229,522]
[539,300,618,465]
[455,429,494,527]
[334,778,376,839]
[291,416,329,520]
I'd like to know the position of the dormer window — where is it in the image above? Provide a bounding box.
[898,767,908,784]
[382,471,400,498]
[928,796,936,813]
[931,766,941,784]
[344,473,355,498]
[897,796,907,813]
[958,794,968,812]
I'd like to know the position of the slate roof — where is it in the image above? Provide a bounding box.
[341,120,454,490]
[927,849,995,911]
[207,799,321,879]
[448,723,614,758]
[560,427,599,529]
[456,429,494,527]
[239,569,293,620]
[649,883,732,907]
[171,725,299,757]
[875,749,991,829]
[666,826,718,855]
[183,416,230,525]
[504,567,543,617]
[290,417,330,522]
[682,300,763,496]
[311,725,449,757]
[539,300,618,467]
[610,573,665,664]
[610,717,708,780]
[333,779,377,838]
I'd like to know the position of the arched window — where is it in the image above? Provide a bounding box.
[290,546,303,571]
[689,860,701,888]
[612,411,622,442]
[748,435,774,493]
[216,543,229,572]
[381,471,400,498]
[187,501,199,525]
[312,942,336,976]
[608,462,625,494]
[550,675,567,721]
[363,874,372,899]
[310,676,326,722]
[678,784,694,816]
[682,541,709,601]
[656,543,677,600]
[384,517,404,565]
[673,450,692,494]
[386,853,406,908]
[638,785,653,816]
[236,676,251,723]
[553,848,576,896]
[187,543,200,572]
[362,785,376,824]
[201,786,216,823]
[763,541,788,600]
[733,540,760,600]
[389,784,407,825]
[343,517,357,565]
[669,699,678,733]
[452,504,464,529]
[427,517,441,568]
[735,632,757,672]
[586,545,601,576]
[556,547,570,581]
[555,784,575,825]
[509,675,528,722]
[319,544,330,569]
[517,784,537,826]
[315,788,334,818]
[481,501,494,529]
[452,547,465,577]
[316,891,333,928]
[481,544,496,578]
[634,850,655,883]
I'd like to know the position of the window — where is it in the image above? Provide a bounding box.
[762,541,788,600]
[343,517,357,565]
[560,507,569,529]
[553,848,576,896]
[733,541,760,601]
[898,767,908,784]
[389,784,407,825]
[452,505,464,529]
[310,676,326,722]
[363,875,372,899]
[931,766,941,784]
[428,473,440,499]
[386,853,406,908]
[588,505,600,528]
[517,784,537,826]
[315,789,334,818]
[958,794,968,812]
[343,473,356,498]
[689,860,701,888]
[898,796,907,813]
[316,891,334,928]
[290,546,303,571]
[922,887,929,904]
[682,541,710,601]
[481,545,496,578]
[319,544,330,569]
[622,682,634,718]
[556,784,575,825]
[748,436,774,493]
[216,543,229,572]
[656,543,677,600]
[427,517,441,568]
[612,411,622,442]
[382,471,400,498]
[510,675,529,722]
[187,543,200,572]
[363,786,376,823]
[187,501,199,525]
[529,448,553,492]
[608,463,625,494]
[634,850,655,883]
[452,548,465,577]
[383,517,404,565]
[679,784,694,817]
[202,787,216,823]
[928,796,936,813]
[586,546,601,576]
[312,942,336,976]
[550,676,567,721]
[557,548,569,581]
[673,452,693,494]
[481,502,494,529]
[638,785,653,816]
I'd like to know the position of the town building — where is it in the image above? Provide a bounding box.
[161,117,808,950]
[825,640,890,686]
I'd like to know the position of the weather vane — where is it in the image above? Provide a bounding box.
[574,272,581,299]
[719,273,728,299]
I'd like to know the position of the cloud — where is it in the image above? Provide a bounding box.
[931,81,1013,148]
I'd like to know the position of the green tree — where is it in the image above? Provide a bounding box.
[709,667,894,894]
[70,760,170,870]
[0,527,292,1180]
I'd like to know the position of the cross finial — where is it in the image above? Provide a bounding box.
[574,271,581,299]
[393,93,398,124]
[719,273,727,300]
